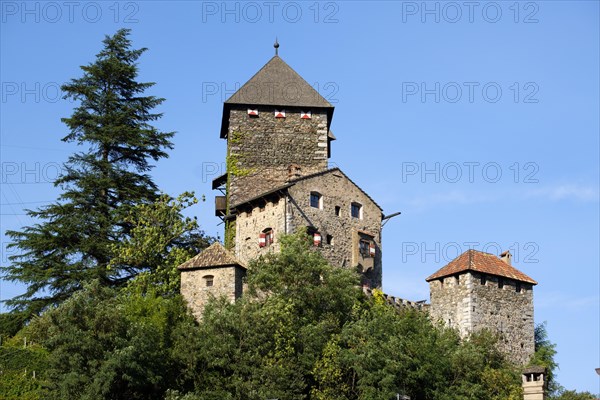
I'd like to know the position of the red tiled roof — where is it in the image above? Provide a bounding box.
[425,249,537,285]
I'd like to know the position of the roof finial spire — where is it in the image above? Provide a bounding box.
[274,37,279,56]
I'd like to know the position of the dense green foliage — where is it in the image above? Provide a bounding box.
[168,232,524,400]
[2,229,596,400]
[2,28,175,317]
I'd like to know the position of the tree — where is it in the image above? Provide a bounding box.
[23,281,197,400]
[530,322,559,395]
[531,323,598,399]
[109,192,214,296]
[173,232,523,400]
[3,29,174,316]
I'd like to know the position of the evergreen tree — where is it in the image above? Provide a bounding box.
[2,29,174,316]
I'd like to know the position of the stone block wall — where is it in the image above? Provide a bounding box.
[231,171,383,287]
[429,271,535,365]
[226,106,329,206]
[235,197,287,265]
[287,172,383,287]
[180,266,245,320]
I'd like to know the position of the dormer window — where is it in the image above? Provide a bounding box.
[247,108,259,116]
[351,202,363,219]
[275,109,285,118]
[310,192,323,209]
[300,111,311,119]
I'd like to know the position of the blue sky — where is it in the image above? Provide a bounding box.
[1,0,598,394]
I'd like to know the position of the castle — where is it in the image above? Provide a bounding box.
[178,45,538,367]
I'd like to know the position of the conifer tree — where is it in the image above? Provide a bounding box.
[3,29,174,316]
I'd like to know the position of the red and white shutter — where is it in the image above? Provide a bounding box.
[259,233,266,247]
[369,242,376,257]
[247,108,259,116]
[275,109,286,118]
[313,232,322,247]
[300,111,311,119]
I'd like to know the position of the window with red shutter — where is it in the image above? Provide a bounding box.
[259,232,266,247]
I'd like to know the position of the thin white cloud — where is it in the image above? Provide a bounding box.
[536,292,600,310]
[525,184,599,202]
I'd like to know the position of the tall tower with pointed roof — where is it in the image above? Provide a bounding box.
[426,249,537,365]
[216,53,335,208]
[210,48,383,288]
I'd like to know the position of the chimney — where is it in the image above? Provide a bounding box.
[500,250,512,266]
[522,367,546,400]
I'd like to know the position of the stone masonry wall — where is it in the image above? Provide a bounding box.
[180,266,244,320]
[429,272,534,365]
[235,197,287,265]
[287,172,383,288]
[232,172,383,287]
[226,106,329,206]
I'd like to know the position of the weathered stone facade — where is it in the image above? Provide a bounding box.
[180,265,245,320]
[232,169,383,287]
[428,263,535,365]
[226,107,330,206]
[287,171,383,287]
[178,243,246,319]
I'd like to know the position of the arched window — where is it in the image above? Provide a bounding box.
[351,202,363,219]
[203,275,214,287]
[310,192,323,209]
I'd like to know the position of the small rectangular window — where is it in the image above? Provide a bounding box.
[359,240,371,257]
[351,202,362,219]
[310,192,322,209]
[326,235,333,245]
[335,206,341,216]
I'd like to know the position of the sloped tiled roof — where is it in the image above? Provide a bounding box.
[425,249,537,284]
[225,56,333,108]
[220,55,335,138]
[177,242,246,270]
[229,167,383,213]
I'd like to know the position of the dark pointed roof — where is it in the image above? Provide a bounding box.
[225,56,333,108]
[220,55,335,138]
[178,242,246,270]
[425,249,537,284]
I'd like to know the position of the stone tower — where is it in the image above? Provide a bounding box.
[217,54,335,208]
[179,48,386,317]
[426,249,537,365]
[212,50,384,287]
[178,243,246,320]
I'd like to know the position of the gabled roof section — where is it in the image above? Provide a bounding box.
[425,249,537,284]
[229,167,383,213]
[288,168,383,212]
[220,55,335,138]
[225,56,333,108]
[178,242,246,271]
